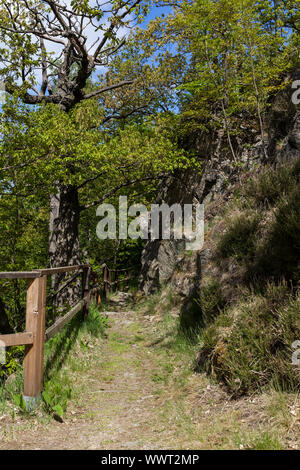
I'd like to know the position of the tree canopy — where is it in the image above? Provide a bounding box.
[0,0,299,330]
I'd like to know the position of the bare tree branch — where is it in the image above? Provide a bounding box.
[0,1,142,111]
[81,175,168,211]
[83,80,134,100]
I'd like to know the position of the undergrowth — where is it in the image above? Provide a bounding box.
[0,302,108,419]
[196,283,300,396]
[142,160,300,398]
[194,160,300,395]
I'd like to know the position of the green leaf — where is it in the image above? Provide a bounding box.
[12,393,21,407]
[53,404,64,417]
[42,390,52,406]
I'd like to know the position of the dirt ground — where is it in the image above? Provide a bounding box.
[0,305,299,450]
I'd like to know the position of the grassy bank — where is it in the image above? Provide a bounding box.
[0,303,108,420]
[179,159,300,396]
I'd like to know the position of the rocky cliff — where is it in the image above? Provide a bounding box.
[139,68,300,297]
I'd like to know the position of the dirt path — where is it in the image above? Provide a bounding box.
[0,305,299,450]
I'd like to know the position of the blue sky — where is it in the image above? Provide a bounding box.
[144,4,172,24]
[0,2,175,101]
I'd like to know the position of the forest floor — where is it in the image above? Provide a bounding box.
[0,297,299,450]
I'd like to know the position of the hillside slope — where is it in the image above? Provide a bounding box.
[150,159,300,399]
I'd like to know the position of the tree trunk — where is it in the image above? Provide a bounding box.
[0,298,13,334]
[49,184,81,311]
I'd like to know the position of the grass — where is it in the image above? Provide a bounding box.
[106,160,300,449]
[216,210,260,262]
[1,288,298,449]
[0,302,108,420]
[267,390,295,429]
[188,160,300,396]
[250,432,283,450]
[133,292,295,449]
[136,294,203,392]
[253,183,300,282]
[242,160,300,208]
[213,159,300,284]
[235,431,283,450]
[196,282,300,396]
[192,280,227,327]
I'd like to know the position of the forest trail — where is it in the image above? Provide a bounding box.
[0,301,298,450]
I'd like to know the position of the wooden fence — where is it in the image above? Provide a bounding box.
[0,263,136,408]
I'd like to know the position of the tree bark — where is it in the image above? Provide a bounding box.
[49,184,81,310]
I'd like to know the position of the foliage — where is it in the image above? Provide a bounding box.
[0,102,193,194]
[83,303,109,337]
[216,211,260,262]
[213,160,300,283]
[195,161,300,395]
[0,100,197,333]
[0,346,23,381]
[42,380,72,419]
[139,0,299,152]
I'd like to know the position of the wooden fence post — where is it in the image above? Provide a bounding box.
[114,270,118,292]
[108,268,111,294]
[103,265,107,300]
[94,273,101,306]
[82,267,90,317]
[23,275,47,409]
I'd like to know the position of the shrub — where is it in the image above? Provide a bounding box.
[196,283,300,396]
[252,183,300,282]
[83,303,109,337]
[242,160,300,208]
[216,161,300,284]
[194,161,300,395]
[0,346,24,382]
[194,281,227,326]
[216,211,260,262]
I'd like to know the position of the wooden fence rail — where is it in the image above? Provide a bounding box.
[0,263,136,409]
[0,265,89,408]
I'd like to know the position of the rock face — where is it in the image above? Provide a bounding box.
[139,69,300,295]
[108,291,133,308]
[268,68,300,163]
[139,131,258,294]
[139,170,200,295]
[140,239,184,295]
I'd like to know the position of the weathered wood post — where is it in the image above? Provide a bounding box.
[93,272,101,306]
[114,270,118,292]
[108,268,112,294]
[126,270,129,290]
[23,275,47,409]
[103,265,107,300]
[82,266,91,317]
